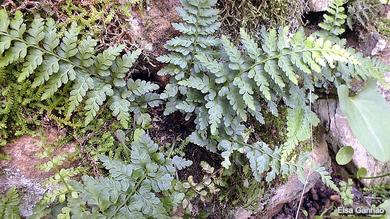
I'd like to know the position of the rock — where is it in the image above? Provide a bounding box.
[233,208,253,219]
[315,99,390,186]
[128,0,181,58]
[0,129,76,217]
[308,0,330,12]
[257,132,331,218]
[360,32,388,56]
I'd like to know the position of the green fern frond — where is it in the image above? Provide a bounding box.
[55,133,191,218]
[319,0,347,36]
[315,166,340,192]
[347,0,381,30]
[158,0,389,184]
[0,10,160,128]
[281,89,320,163]
[0,187,21,219]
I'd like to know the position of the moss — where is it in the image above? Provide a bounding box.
[252,106,288,147]
[217,0,307,37]
[377,17,390,40]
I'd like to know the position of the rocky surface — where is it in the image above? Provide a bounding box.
[314,30,390,186]
[0,129,75,217]
[257,132,332,218]
[315,99,390,186]
[308,0,330,12]
[128,0,181,58]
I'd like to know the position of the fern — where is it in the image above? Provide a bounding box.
[281,90,320,163]
[347,0,381,30]
[158,0,389,183]
[0,10,160,128]
[319,0,347,36]
[0,187,21,219]
[0,66,43,146]
[53,133,192,218]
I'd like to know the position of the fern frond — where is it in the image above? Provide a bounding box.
[0,9,160,128]
[158,0,389,184]
[319,0,347,36]
[0,187,21,219]
[315,166,340,192]
[347,0,381,30]
[60,133,190,218]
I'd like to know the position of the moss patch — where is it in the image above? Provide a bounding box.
[217,0,307,37]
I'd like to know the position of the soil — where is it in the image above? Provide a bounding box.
[274,182,338,219]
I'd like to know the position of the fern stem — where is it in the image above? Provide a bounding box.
[360,172,390,179]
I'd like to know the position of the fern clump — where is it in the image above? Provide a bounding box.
[48,133,192,218]
[347,0,381,31]
[0,9,160,129]
[0,187,21,219]
[158,0,389,183]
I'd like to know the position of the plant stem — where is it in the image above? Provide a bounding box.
[360,172,390,179]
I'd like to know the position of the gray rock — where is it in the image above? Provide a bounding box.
[308,0,330,12]
[360,32,388,56]
[0,168,46,217]
[0,129,76,217]
[315,99,390,186]
[233,208,253,219]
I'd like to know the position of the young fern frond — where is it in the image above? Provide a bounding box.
[319,0,347,36]
[0,9,160,128]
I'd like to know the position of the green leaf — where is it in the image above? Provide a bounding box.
[338,81,390,162]
[84,84,114,125]
[26,15,45,44]
[336,146,354,165]
[0,9,10,32]
[67,73,94,116]
[59,22,79,58]
[133,128,146,142]
[95,45,125,76]
[32,56,60,88]
[172,156,193,170]
[77,36,97,67]
[41,63,76,100]
[0,42,27,68]
[18,49,44,82]
[100,156,134,181]
[109,96,131,128]
[43,18,59,52]
[0,187,20,219]
[356,167,367,178]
